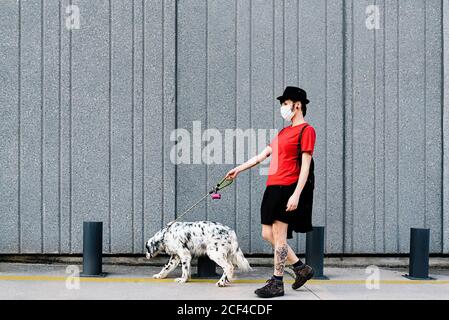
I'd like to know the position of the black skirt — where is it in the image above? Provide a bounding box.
[260,181,314,239]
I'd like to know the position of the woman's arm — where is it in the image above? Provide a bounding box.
[225,146,272,179]
[285,152,312,211]
[238,146,272,171]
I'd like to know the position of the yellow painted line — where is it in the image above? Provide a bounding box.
[0,275,448,285]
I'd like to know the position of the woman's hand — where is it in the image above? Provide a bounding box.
[286,191,301,212]
[225,167,241,180]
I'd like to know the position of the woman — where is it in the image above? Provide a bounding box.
[225,86,316,298]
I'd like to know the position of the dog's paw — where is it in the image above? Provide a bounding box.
[174,277,187,283]
[153,273,163,279]
[216,279,228,287]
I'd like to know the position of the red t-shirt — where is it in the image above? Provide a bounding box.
[266,123,316,186]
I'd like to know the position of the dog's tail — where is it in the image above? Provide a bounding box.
[232,246,252,272]
[230,231,253,272]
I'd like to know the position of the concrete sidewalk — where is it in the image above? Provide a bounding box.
[0,263,448,300]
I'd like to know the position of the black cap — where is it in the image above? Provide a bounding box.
[277,86,310,105]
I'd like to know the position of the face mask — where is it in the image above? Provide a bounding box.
[280,104,295,121]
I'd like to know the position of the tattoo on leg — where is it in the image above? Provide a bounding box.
[274,244,288,275]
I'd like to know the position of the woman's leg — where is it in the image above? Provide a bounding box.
[271,220,290,277]
[261,224,301,265]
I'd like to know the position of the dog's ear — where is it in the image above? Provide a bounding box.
[146,237,156,250]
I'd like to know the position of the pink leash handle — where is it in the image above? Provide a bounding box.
[210,193,221,200]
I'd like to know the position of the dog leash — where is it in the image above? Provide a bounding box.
[165,176,234,228]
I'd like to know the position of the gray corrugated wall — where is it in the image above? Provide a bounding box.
[0,0,446,255]
[343,0,444,254]
[0,0,177,254]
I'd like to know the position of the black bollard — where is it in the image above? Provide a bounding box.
[80,221,107,277]
[194,255,220,279]
[306,226,328,280]
[404,228,433,280]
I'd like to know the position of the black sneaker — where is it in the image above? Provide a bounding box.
[254,277,284,298]
[292,264,314,290]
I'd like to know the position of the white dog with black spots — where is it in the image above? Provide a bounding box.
[145,221,252,287]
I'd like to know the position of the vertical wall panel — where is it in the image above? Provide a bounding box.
[42,0,61,253]
[383,0,400,253]
[374,0,386,253]
[110,0,133,253]
[424,0,443,253]
[177,0,208,232]
[161,0,177,231]
[273,0,285,149]
[343,0,355,253]
[131,0,144,253]
[206,0,237,234]
[20,0,43,253]
[0,0,19,253]
[70,0,110,253]
[59,0,72,253]
[398,0,426,253]
[143,0,164,248]
[325,0,345,254]
[443,0,449,254]
[351,0,376,253]
[235,0,252,253]
[250,0,275,254]
[142,0,177,245]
